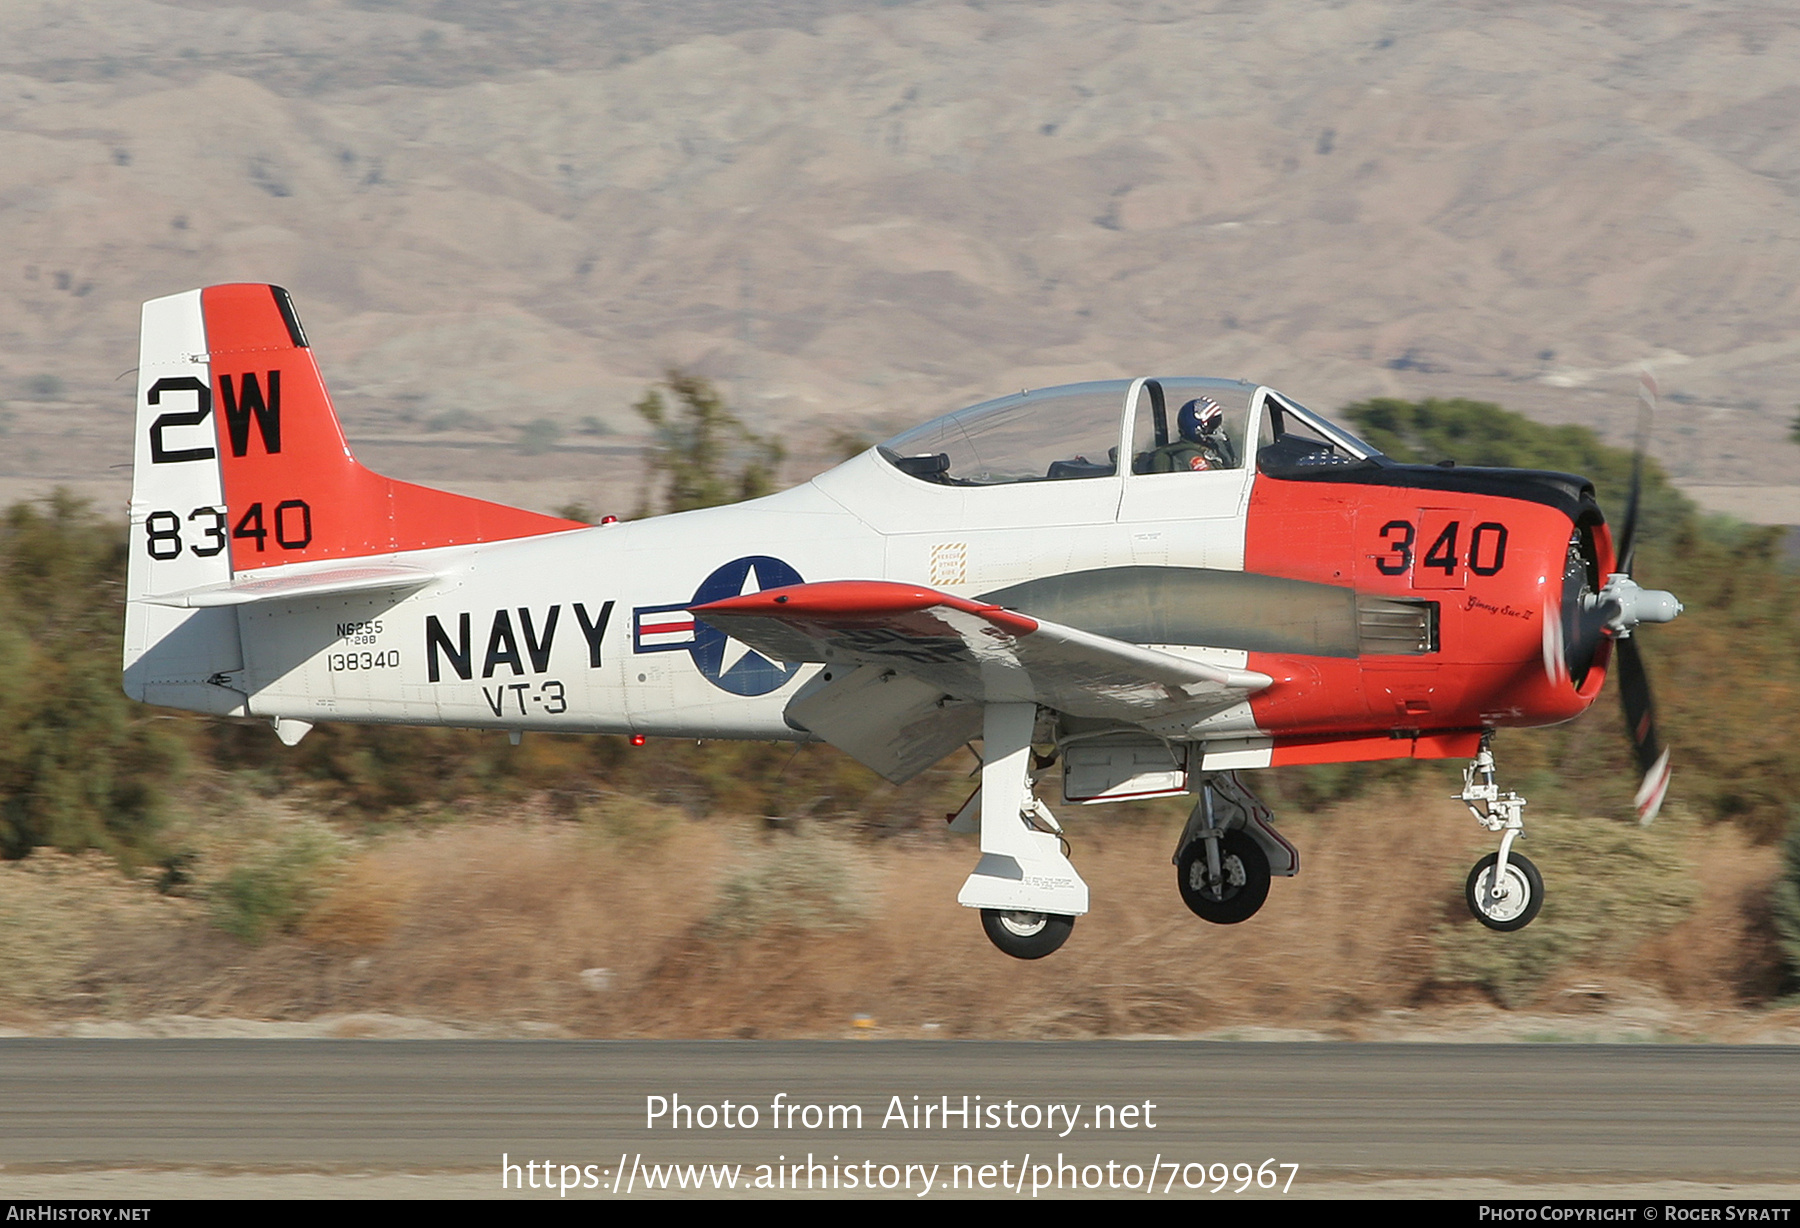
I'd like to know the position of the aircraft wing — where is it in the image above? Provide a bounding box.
[692,580,1272,752]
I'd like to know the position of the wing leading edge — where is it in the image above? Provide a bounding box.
[692,580,1273,780]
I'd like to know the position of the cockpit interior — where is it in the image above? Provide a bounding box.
[878,377,1377,486]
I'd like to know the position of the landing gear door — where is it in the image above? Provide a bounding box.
[1062,733,1191,803]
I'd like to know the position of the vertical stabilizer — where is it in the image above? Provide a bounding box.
[124,284,586,715]
[197,284,582,572]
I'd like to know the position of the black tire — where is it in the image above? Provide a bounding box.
[1465,851,1544,931]
[980,909,1075,959]
[1177,829,1271,924]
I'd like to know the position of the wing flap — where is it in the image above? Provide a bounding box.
[785,664,983,784]
[693,580,1272,725]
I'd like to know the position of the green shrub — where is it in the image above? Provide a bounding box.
[0,493,185,861]
[206,819,347,944]
[705,831,871,937]
[1433,811,1697,1005]
[1773,820,1800,996]
[634,371,784,515]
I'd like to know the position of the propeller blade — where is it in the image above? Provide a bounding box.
[1616,370,1658,575]
[1616,635,1670,825]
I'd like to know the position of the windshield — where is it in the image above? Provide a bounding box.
[1256,391,1381,475]
[878,380,1131,485]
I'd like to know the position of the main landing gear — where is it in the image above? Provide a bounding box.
[1177,830,1269,924]
[1170,771,1293,925]
[1459,733,1543,931]
[958,703,1087,960]
[953,718,1304,955]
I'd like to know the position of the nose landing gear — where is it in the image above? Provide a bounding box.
[1459,733,1543,931]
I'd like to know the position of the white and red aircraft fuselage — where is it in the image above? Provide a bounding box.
[124,285,1679,958]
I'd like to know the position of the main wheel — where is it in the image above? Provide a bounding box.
[1465,851,1544,932]
[980,909,1075,959]
[1177,830,1271,924]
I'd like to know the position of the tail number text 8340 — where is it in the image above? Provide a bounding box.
[144,500,314,559]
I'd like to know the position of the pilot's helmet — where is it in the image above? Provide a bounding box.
[1178,397,1225,442]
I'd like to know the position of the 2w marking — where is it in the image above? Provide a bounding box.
[145,370,283,462]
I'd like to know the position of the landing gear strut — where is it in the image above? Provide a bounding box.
[1459,732,1543,931]
[959,703,1086,960]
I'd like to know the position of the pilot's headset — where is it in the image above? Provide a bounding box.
[1177,397,1225,442]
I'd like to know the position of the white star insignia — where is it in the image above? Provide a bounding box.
[715,562,770,677]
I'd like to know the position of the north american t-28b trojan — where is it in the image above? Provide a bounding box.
[125,285,1682,958]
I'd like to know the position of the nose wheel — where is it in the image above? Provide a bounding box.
[1465,851,1543,932]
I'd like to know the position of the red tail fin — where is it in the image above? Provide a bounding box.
[200,284,581,571]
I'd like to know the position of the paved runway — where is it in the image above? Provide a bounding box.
[2,1041,1796,1196]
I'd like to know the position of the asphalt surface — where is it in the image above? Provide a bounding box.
[3,1040,1796,1192]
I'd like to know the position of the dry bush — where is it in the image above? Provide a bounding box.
[0,851,177,1018]
[0,855,107,1007]
[563,790,1781,1037]
[22,781,1786,1036]
[622,791,1496,1037]
[278,802,736,1026]
[1628,818,1787,1005]
[703,833,872,937]
[300,857,418,951]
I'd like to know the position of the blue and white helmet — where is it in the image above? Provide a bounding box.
[1177,396,1224,442]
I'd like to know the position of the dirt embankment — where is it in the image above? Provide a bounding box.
[1,782,1793,1042]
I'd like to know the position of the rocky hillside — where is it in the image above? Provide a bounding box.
[2,0,1797,508]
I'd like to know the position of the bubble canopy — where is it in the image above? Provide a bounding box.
[877,378,1378,485]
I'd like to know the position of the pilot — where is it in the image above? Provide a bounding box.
[1148,397,1237,472]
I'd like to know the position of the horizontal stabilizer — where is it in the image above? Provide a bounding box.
[142,563,439,608]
